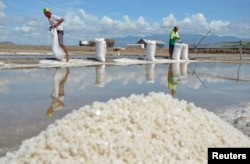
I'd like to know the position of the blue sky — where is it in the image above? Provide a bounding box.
[0,0,249,45]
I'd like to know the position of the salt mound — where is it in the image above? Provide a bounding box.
[1,92,249,163]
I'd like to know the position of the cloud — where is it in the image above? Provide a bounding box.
[98,15,152,35]
[64,10,249,42]
[161,13,232,36]
[14,25,31,33]
[0,0,5,19]
[0,4,249,45]
[161,14,177,28]
[64,9,98,31]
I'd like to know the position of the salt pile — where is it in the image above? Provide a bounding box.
[1,92,249,163]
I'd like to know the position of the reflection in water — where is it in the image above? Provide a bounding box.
[47,68,70,116]
[168,63,189,95]
[168,64,180,96]
[145,63,155,83]
[95,64,106,87]
[180,62,188,77]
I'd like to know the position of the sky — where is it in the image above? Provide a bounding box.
[0,0,249,45]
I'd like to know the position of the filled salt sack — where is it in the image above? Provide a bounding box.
[181,43,189,60]
[95,38,106,62]
[51,28,65,60]
[172,43,182,60]
[145,40,156,61]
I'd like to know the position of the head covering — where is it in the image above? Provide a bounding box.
[43,8,51,13]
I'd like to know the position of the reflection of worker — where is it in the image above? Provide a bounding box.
[169,26,181,59]
[47,67,70,116]
[168,64,180,96]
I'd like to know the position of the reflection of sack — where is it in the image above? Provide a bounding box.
[181,43,189,60]
[51,28,65,60]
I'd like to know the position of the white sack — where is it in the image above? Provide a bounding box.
[172,43,182,60]
[95,38,106,62]
[51,28,65,60]
[181,43,189,60]
[145,40,156,61]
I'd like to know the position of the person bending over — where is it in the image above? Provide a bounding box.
[43,8,70,62]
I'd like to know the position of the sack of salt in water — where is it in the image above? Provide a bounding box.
[95,38,106,62]
[51,28,65,60]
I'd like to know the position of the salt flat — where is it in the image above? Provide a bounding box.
[0,58,195,69]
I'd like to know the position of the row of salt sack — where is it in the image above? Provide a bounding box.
[173,43,189,60]
[146,41,189,61]
[95,39,157,62]
[51,30,106,62]
[94,39,189,62]
[51,31,188,62]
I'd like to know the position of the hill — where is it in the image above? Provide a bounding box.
[0,41,16,45]
[113,34,248,47]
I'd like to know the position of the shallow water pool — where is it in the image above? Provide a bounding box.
[0,62,250,156]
